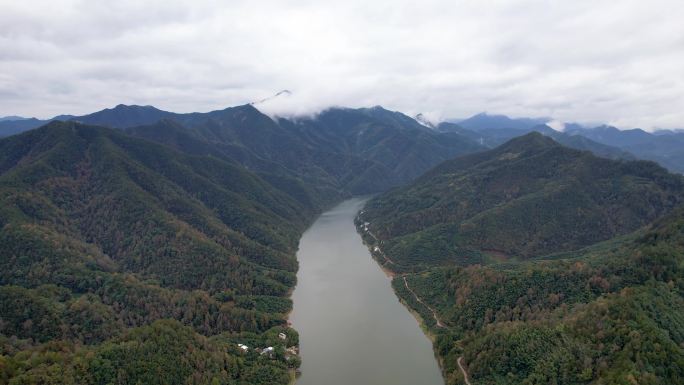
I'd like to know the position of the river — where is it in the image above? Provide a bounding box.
[290,198,444,385]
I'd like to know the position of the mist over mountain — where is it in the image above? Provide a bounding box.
[1,103,486,196]
[4,102,684,177]
[438,112,684,173]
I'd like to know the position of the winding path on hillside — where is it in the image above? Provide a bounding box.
[402,276,445,328]
[457,356,472,385]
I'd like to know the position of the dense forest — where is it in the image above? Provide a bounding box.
[360,135,684,384]
[0,107,484,384]
[360,133,684,269]
[1,103,487,196]
[3,103,684,384]
[0,122,314,384]
[125,104,485,195]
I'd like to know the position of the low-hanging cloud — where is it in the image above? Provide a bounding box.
[1,0,683,129]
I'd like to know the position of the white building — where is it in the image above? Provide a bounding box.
[261,346,275,356]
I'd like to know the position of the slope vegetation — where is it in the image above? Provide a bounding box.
[0,121,312,384]
[390,204,684,385]
[128,105,485,195]
[360,134,684,384]
[361,133,684,269]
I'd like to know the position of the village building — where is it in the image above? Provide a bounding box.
[261,346,275,356]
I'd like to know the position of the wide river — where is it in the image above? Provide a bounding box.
[290,198,444,385]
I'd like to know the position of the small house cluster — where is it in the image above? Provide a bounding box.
[234,332,297,360]
[261,346,275,356]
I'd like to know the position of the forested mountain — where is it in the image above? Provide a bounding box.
[125,104,485,194]
[4,106,684,175]
[439,112,684,174]
[0,104,172,138]
[1,103,486,194]
[454,112,549,132]
[358,134,684,384]
[0,121,315,384]
[3,102,683,385]
[360,133,684,269]
[565,125,684,174]
[0,116,28,122]
[437,122,634,160]
[0,118,52,138]
[0,105,484,384]
[71,104,174,128]
[388,205,684,385]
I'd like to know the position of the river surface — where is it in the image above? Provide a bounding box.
[290,198,444,385]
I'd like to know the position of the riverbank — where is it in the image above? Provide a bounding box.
[355,218,477,385]
[354,210,450,384]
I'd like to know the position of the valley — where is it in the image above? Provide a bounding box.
[3,2,684,385]
[0,104,683,385]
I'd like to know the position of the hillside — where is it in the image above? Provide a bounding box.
[0,121,315,384]
[358,132,684,385]
[360,133,684,270]
[390,204,684,384]
[0,104,485,195]
[127,104,485,195]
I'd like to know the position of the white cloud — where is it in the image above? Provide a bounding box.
[0,0,683,129]
[546,120,565,132]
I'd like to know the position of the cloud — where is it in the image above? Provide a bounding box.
[0,0,683,129]
[546,120,566,132]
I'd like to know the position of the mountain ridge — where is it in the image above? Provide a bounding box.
[360,132,684,269]
[0,120,318,383]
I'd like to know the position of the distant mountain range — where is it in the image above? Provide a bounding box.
[0,120,325,383]
[438,112,684,173]
[0,104,172,133]
[0,104,487,195]
[0,116,29,122]
[359,132,684,384]
[565,124,684,173]
[5,107,680,174]
[2,100,683,384]
[452,112,550,131]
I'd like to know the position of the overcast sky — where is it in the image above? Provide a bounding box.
[1,0,683,129]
